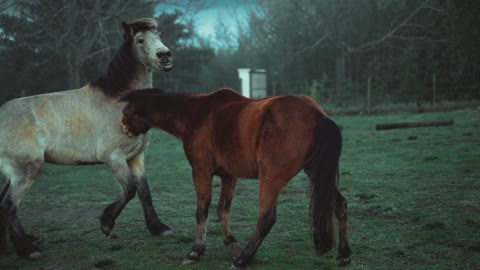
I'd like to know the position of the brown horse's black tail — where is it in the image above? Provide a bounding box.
[307,115,342,255]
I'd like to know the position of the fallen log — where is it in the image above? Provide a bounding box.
[376,119,454,131]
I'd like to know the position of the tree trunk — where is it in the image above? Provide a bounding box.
[335,51,346,102]
[66,54,81,89]
[432,71,436,106]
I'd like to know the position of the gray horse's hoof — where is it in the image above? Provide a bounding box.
[181,257,197,265]
[337,257,351,267]
[147,221,172,236]
[160,229,174,236]
[28,251,43,260]
[101,223,113,236]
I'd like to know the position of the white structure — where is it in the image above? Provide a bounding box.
[237,68,267,98]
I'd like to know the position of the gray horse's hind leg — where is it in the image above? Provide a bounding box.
[0,181,11,256]
[1,159,44,259]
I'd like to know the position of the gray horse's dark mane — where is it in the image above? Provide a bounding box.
[90,18,158,97]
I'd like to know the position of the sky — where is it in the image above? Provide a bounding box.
[156,0,258,47]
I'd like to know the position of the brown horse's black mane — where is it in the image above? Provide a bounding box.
[121,88,244,103]
[91,18,158,97]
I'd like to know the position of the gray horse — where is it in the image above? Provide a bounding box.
[0,18,173,259]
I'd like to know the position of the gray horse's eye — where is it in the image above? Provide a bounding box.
[137,38,144,44]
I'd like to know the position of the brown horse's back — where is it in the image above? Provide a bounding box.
[207,94,324,179]
[255,96,322,179]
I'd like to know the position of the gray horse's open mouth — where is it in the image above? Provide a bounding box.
[160,60,173,71]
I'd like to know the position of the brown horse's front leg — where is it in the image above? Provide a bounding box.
[182,169,213,265]
[217,174,242,259]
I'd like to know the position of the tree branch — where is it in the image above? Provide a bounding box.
[344,0,443,54]
[288,33,329,62]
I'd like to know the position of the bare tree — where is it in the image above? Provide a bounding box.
[288,0,445,99]
[1,0,210,89]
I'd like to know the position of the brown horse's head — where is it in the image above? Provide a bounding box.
[121,102,150,137]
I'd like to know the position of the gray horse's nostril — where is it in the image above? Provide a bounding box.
[156,51,172,58]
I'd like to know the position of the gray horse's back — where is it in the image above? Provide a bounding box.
[0,87,150,167]
[0,96,46,158]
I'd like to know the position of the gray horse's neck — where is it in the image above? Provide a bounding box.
[131,66,153,90]
[90,52,155,97]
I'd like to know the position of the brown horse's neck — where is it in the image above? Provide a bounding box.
[91,39,153,97]
[146,94,198,140]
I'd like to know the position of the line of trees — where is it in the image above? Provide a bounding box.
[1,0,479,108]
[222,0,480,107]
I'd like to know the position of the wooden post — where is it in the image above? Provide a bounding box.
[367,74,371,115]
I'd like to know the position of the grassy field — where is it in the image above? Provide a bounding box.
[1,108,479,270]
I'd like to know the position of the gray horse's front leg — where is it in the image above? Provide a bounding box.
[100,157,137,236]
[128,154,171,236]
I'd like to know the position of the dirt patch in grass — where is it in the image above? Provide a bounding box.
[92,258,115,269]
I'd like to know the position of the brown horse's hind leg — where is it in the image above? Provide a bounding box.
[233,176,289,268]
[335,188,352,266]
[217,174,242,258]
[182,169,213,265]
[128,156,171,236]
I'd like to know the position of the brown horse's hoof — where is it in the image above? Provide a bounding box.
[230,263,244,269]
[227,242,243,259]
[232,256,250,269]
[181,251,201,265]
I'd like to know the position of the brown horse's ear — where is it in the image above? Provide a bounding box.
[122,21,133,38]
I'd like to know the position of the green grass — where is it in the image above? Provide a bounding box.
[1,108,479,269]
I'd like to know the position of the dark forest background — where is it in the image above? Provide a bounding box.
[0,0,479,110]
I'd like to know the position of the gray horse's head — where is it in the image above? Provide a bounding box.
[122,18,173,72]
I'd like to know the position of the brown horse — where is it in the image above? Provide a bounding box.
[0,18,173,259]
[120,88,352,268]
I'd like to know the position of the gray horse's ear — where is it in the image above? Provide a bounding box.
[122,21,133,37]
